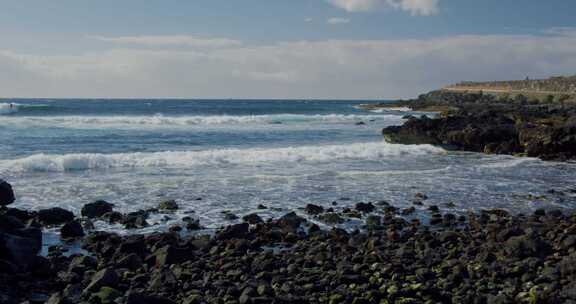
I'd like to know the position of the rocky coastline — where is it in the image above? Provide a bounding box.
[2,179,576,303]
[378,90,576,161]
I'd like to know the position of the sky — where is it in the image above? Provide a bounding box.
[1,0,576,99]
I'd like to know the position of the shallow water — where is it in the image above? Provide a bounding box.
[2,99,575,238]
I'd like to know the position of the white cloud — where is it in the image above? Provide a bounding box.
[327,0,439,16]
[89,35,243,48]
[305,17,314,22]
[2,32,576,98]
[327,17,351,25]
[388,0,439,16]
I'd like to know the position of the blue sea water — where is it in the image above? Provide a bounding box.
[1,99,575,235]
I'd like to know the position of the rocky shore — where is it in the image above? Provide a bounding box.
[2,180,576,303]
[378,90,576,161]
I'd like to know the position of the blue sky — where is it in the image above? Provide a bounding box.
[1,0,576,98]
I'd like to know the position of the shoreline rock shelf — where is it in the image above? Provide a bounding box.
[380,90,576,161]
[1,180,576,303]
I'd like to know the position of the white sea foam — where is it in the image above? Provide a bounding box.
[0,113,398,127]
[369,107,412,113]
[1,142,445,173]
[477,156,536,169]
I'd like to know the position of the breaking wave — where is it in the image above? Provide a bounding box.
[0,114,399,127]
[1,142,445,173]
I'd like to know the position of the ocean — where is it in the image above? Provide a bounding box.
[1,99,576,236]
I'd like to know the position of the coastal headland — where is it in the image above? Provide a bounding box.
[371,76,576,161]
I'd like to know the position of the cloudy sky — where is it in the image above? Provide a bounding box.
[1,0,576,99]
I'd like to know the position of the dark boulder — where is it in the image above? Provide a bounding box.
[45,293,71,304]
[355,202,375,213]
[505,234,549,258]
[92,287,122,304]
[60,220,85,240]
[68,255,98,274]
[117,234,146,253]
[158,200,179,211]
[82,268,119,294]
[216,223,250,240]
[154,245,193,267]
[37,207,74,226]
[126,292,176,304]
[318,213,345,225]
[0,215,25,231]
[242,213,263,224]
[0,180,15,206]
[3,208,32,223]
[116,253,143,270]
[124,213,149,229]
[0,227,42,270]
[81,200,114,219]
[101,211,123,224]
[304,204,324,215]
[277,212,306,232]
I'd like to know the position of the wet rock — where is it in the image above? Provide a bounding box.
[60,220,85,240]
[505,234,549,258]
[355,202,375,213]
[68,255,97,274]
[243,213,264,224]
[45,293,70,304]
[415,193,428,201]
[401,207,416,215]
[117,235,147,256]
[149,268,178,290]
[101,211,123,224]
[169,225,182,232]
[0,227,42,270]
[0,215,25,231]
[126,292,176,304]
[154,245,193,267]
[37,207,74,226]
[561,235,576,250]
[182,295,202,304]
[428,205,440,213]
[534,208,546,216]
[430,214,443,225]
[548,209,563,217]
[82,268,119,294]
[257,204,268,209]
[0,180,15,206]
[158,199,179,211]
[305,204,324,215]
[443,213,456,226]
[216,223,250,240]
[116,253,143,270]
[278,212,306,231]
[92,287,122,304]
[124,213,149,229]
[81,200,114,218]
[366,215,382,228]
[223,211,239,221]
[318,213,345,225]
[183,217,202,230]
[439,231,461,243]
